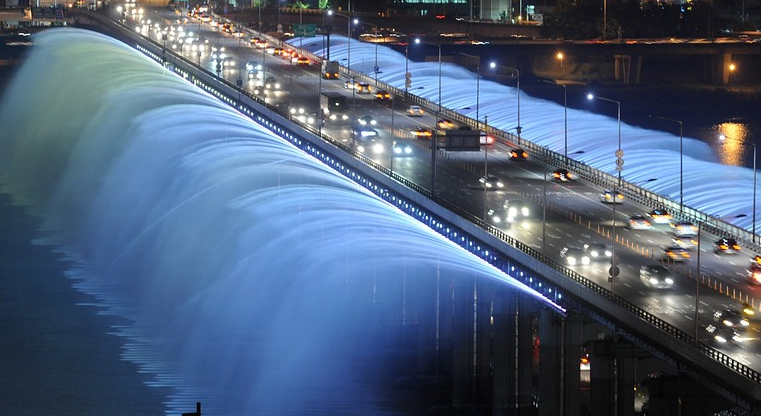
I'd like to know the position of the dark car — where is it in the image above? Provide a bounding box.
[552,168,573,182]
[705,324,744,345]
[510,148,528,160]
[662,245,690,263]
[715,238,741,254]
[713,308,750,329]
[639,265,674,289]
[374,90,391,101]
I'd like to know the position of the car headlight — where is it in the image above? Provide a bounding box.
[649,278,659,285]
[664,278,674,285]
[373,143,384,154]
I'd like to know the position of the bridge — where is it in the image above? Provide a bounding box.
[70,9,761,415]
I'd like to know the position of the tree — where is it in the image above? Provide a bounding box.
[318,0,330,9]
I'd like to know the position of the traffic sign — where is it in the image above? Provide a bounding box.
[615,149,624,158]
[293,24,317,37]
[405,72,412,89]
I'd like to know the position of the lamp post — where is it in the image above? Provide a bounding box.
[587,93,623,287]
[490,62,521,145]
[649,115,684,212]
[414,38,442,197]
[695,214,747,343]
[557,51,564,69]
[328,11,355,75]
[719,134,756,242]
[728,63,736,85]
[482,115,489,220]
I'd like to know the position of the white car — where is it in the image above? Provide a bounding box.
[599,190,623,204]
[407,105,424,116]
[584,243,612,260]
[627,215,653,230]
[504,200,529,222]
[392,142,413,155]
[672,221,698,237]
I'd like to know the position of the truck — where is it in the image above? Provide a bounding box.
[322,60,340,79]
[320,92,349,123]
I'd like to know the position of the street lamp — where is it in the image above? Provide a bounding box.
[327,11,356,75]
[719,134,756,242]
[587,93,623,286]
[694,213,747,344]
[557,51,564,69]
[490,62,521,145]
[728,63,736,85]
[649,115,684,212]
[414,38,442,197]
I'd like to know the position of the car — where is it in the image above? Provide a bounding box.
[662,245,691,262]
[221,56,235,67]
[264,76,280,90]
[479,174,505,190]
[715,238,741,254]
[509,148,528,160]
[273,47,284,56]
[713,308,750,329]
[552,168,573,182]
[560,247,591,266]
[486,207,509,225]
[627,215,653,230]
[357,115,377,126]
[245,60,261,71]
[504,200,529,221]
[584,243,612,260]
[671,221,698,237]
[343,80,357,90]
[305,111,323,126]
[351,125,378,139]
[437,119,455,129]
[479,132,495,145]
[407,105,424,116]
[647,209,672,224]
[599,190,624,204]
[639,265,675,289]
[296,56,310,66]
[705,324,744,345]
[671,236,698,250]
[747,263,761,285]
[355,139,384,155]
[411,127,433,139]
[392,141,413,156]
[356,83,371,93]
[374,90,391,101]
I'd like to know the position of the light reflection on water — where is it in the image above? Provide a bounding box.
[716,122,753,167]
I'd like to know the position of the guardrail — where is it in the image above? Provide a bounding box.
[73,8,761,409]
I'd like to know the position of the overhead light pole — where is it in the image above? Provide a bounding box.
[328,11,355,75]
[490,62,521,145]
[414,38,442,197]
[587,93,623,287]
[649,115,684,213]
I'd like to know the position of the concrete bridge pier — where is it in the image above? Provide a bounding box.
[588,340,644,416]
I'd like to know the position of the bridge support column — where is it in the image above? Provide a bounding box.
[613,54,641,85]
[491,290,515,415]
[538,306,561,415]
[589,340,641,416]
[560,314,584,416]
[720,52,733,85]
[452,276,476,408]
[517,296,536,413]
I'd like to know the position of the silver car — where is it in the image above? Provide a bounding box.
[560,247,591,266]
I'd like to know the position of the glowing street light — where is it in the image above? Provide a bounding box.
[556,51,564,69]
[729,63,737,84]
[489,62,521,144]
